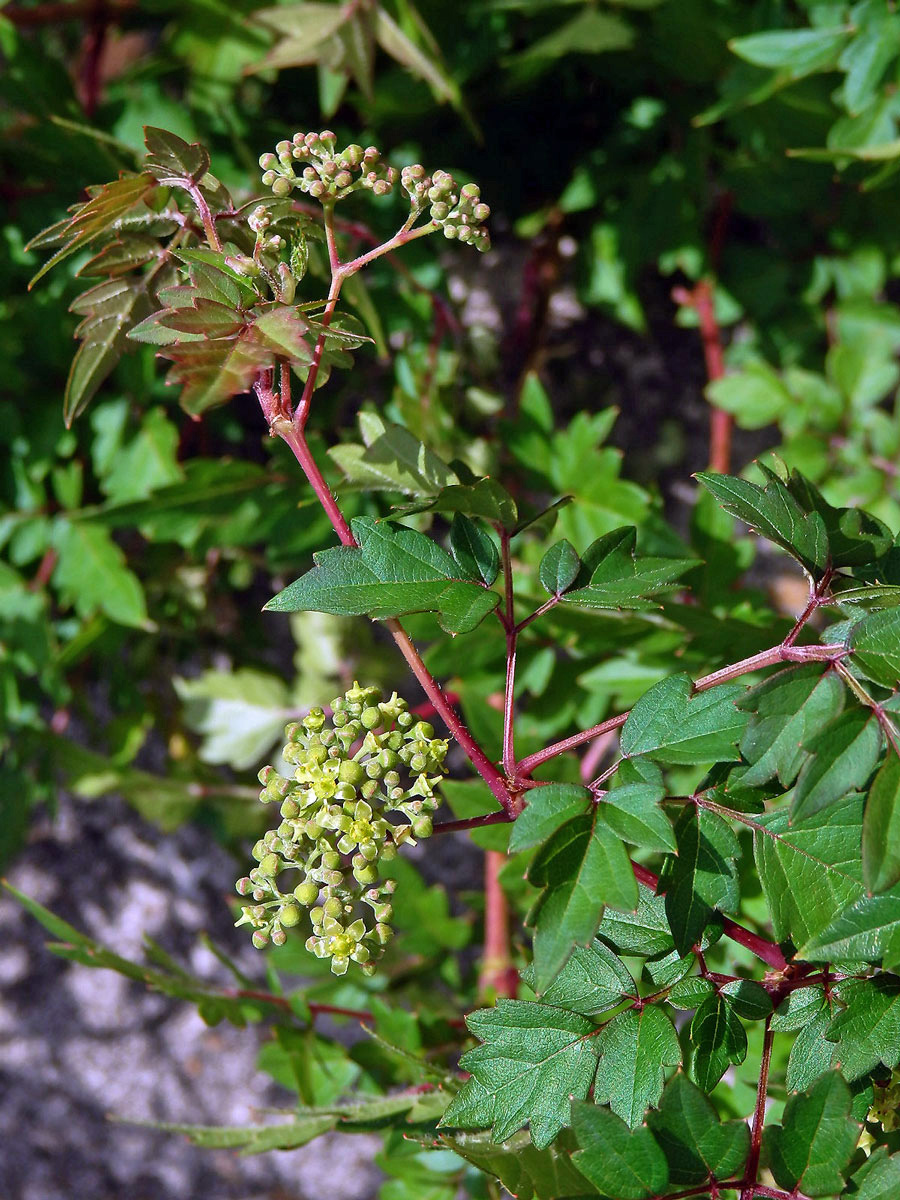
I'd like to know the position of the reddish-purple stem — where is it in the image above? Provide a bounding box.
[741,1016,774,1200]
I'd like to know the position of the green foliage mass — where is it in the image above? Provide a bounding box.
[7,2,900,1198]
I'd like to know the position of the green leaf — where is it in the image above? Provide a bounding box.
[449,515,500,587]
[706,363,792,429]
[374,7,466,112]
[667,976,716,1010]
[508,783,592,853]
[139,1114,337,1152]
[850,1147,900,1200]
[158,297,244,338]
[328,415,457,496]
[735,665,846,789]
[825,975,900,1081]
[174,669,291,770]
[52,519,148,628]
[621,675,747,765]
[646,1073,750,1185]
[518,8,633,62]
[660,806,740,955]
[539,540,581,595]
[3,881,94,947]
[571,1102,668,1199]
[143,125,210,184]
[719,978,772,1021]
[442,1129,593,1200]
[27,172,155,288]
[763,1072,860,1197]
[696,470,829,576]
[593,1005,682,1128]
[265,516,500,634]
[688,994,747,1091]
[561,526,697,613]
[753,797,866,951]
[791,711,882,822]
[730,27,850,77]
[521,940,635,1016]
[596,883,674,957]
[601,779,676,853]
[849,607,900,688]
[864,752,900,893]
[395,478,518,529]
[438,999,598,1149]
[786,1003,840,1093]
[65,277,155,423]
[529,812,638,990]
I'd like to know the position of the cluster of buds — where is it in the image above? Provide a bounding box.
[247,204,284,256]
[235,683,447,975]
[259,131,398,202]
[401,165,490,251]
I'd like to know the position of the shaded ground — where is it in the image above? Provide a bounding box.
[0,795,382,1200]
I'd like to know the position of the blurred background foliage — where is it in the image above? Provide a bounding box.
[5,0,900,874]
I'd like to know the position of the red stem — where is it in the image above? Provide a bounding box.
[433,812,512,835]
[515,640,846,779]
[479,850,518,999]
[741,1016,774,1200]
[631,861,787,971]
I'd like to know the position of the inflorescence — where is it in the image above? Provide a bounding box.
[258,130,490,251]
[235,683,448,975]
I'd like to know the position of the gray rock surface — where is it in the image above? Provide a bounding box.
[0,795,382,1200]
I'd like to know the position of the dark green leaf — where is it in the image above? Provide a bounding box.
[562,526,697,612]
[849,607,900,687]
[508,783,592,853]
[864,752,900,893]
[666,976,716,1010]
[661,806,740,955]
[571,1102,668,1199]
[265,516,500,634]
[801,886,900,967]
[438,999,598,1149]
[529,812,638,990]
[826,975,900,1081]
[791,710,882,822]
[736,665,845,789]
[646,1073,750,1185]
[597,883,674,957]
[449,515,500,587]
[621,675,747,765]
[719,978,772,1021]
[539,540,581,595]
[763,1072,860,1197]
[688,995,747,1091]
[329,413,457,495]
[850,1147,900,1200]
[601,779,675,853]
[754,797,865,950]
[593,1005,682,1128]
[521,939,635,1016]
[696,470,829,575]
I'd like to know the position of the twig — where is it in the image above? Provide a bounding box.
[741,1016,774,1200]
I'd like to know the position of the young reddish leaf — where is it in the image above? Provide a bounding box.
[143,126,211,184]
[158,299,245,338]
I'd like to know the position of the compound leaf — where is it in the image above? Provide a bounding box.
[561,526,697,612]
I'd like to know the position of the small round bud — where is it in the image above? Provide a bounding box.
[251,930,269,949]
[360,706,382,730]
[271,928,287,947]
[236,877,253,895]
[271,177,292,197]
[279,903,302,928]
[323,896,343,920]
[259,853,281,878]
[294,881,319,906]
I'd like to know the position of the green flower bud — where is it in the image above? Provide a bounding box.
[294,881,319,906]
[323,896,343,920]
[251,930,269,949]
[279,903,302,928]
[259,853,281,878]
[271,177,292,197]
[271,928,287,946]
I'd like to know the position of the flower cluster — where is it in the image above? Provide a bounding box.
[258,132,490,251]
[400,165,490,251]
[259,131,397,201]
[235,683,447,975]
